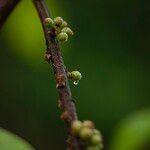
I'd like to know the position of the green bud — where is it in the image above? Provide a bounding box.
[70,71,82,81]
[79,127,93,140]
[93,129,102,136]
[62,27,74,36]
[100,144,104,149]
[90,134,102,145]
[61,21,68,28]
[71,120,83,135]
[86,145,101,150]
[44,18,54,27]
[99,144,103,149]
[57,32,68,42]
[54,16,63,26]
[83,120,95,129]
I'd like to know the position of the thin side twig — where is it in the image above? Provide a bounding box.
[0,0,21,28]
[33,0,81,149]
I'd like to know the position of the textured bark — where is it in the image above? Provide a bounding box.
[33,0,81,149]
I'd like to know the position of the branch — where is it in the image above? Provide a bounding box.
[33,0,81,149]
[0,0,21,28]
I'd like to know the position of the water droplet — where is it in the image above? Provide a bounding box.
[73,80,79,85]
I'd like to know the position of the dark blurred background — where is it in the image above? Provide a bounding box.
[0,0,150,150]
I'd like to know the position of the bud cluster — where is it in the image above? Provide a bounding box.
[44,17,74,42]
[71,120,103,150]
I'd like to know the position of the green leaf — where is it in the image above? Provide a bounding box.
[0,128,34,150]
[109,109,150,150]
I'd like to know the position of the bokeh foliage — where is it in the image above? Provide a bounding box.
[0,128,34,150]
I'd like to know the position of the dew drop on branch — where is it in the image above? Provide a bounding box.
[73,81,79,85]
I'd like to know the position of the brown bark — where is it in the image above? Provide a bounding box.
[0,0,21,28]
[33,0,81,149]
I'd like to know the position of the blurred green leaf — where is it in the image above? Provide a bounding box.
[109,109,150,150]
[0,128,34,150]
